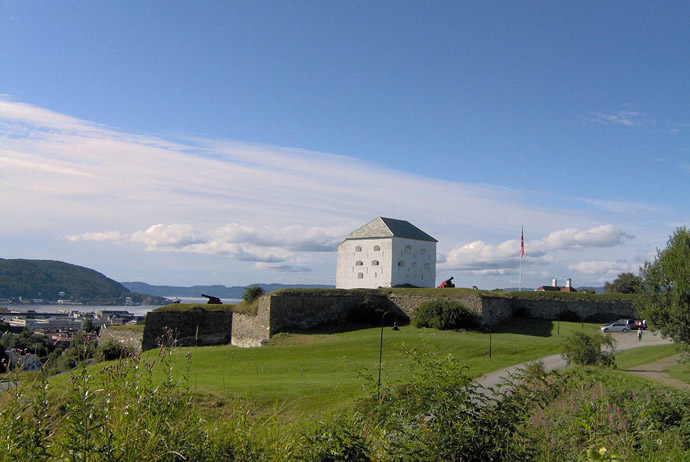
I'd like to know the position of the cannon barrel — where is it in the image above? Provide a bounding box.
[201,294,222,304]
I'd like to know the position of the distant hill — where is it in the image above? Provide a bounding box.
[121,282,335,299]
[0,259,168,305]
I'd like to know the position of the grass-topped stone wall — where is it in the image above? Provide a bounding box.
[140,290,639,350]
[142,304,234,350]
[481,290,637,323]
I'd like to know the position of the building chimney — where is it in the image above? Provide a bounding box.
[552,278,558,287]
[566,278,572,288]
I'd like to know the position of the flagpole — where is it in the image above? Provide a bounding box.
[519,226,524,291]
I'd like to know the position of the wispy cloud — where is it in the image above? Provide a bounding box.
[586,110,646,127]
[0,98,678,285]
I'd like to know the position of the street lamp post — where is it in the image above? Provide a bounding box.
[488,310,492,359]
[377,311,399,398]
[489,310,503,359]
[557,312,561,335]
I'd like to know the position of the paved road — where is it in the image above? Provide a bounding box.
[475,329,675,391]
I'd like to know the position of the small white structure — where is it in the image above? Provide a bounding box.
[336,217,437,289]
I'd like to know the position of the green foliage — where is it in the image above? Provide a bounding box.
[366,349,523,461]
[604,272,643,294]
[0,258,128,301]
[243,285,265,303]
[81,318,97,333]
[297,415,370,462]
[561,331,616,367]
[639,226,690,348]
[0,330,56,359]
[97,340,134,361]
[2,336,690,462]
[508,367,690,461]
[412,299,479,330]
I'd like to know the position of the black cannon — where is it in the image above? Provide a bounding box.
[201,293,222,304]
[437,277,455,288]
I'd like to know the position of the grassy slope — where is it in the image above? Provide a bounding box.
[146,319,611,416]
[44,318,685,422]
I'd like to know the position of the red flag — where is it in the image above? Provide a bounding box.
[520,226,525,258]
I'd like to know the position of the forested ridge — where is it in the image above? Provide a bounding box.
[0,258,160,304]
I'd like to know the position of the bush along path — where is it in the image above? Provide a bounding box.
[476,329,675,393]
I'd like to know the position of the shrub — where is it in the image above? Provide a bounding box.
[243,285,265,303]
[561,331,616,367]
[413,299,479,330]
[297,415,370,462]
[97,341,134,361]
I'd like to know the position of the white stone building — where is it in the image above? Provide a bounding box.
[336,217,437,289]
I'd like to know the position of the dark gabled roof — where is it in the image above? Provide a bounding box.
[344,217,437,242]
[535,285,578,293]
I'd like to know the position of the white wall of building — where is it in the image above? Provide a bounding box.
[336,237,436,289]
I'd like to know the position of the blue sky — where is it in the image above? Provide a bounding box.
[1,1,688,289]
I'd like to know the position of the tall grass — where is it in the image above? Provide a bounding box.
[2,327,689,461]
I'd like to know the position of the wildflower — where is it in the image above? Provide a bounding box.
[599,447,608,455]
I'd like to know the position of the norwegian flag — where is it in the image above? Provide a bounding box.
[520,226,525,258]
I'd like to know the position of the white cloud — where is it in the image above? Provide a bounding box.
[65,222,345,266]
[443,225,631,273]
[0,98,681,286]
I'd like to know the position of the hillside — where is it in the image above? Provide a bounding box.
[121,281,334,298]
[0,259,166,305]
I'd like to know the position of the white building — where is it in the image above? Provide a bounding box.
[336,217,437,289]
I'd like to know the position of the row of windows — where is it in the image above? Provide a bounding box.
[355,245,429,255]
[355,245,381,252]
[354,261,431,270]
[356,273,426,281]
[355,260,379,266]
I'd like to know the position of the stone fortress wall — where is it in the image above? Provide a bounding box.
[141,290,636,350]
[98,326,144,353]
[142,309,233,350]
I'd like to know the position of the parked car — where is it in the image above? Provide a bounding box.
[600,322,630,333]
[634,319,647,330]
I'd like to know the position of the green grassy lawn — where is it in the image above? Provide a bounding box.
[667,359,690,383]
[615,344,683,370]
[44,319,684,420]
[142,319,606,416]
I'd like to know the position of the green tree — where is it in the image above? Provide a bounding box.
[603,272,642,294]
[561,331,616,367]
[242,285,265,303]
[639,227,690,348]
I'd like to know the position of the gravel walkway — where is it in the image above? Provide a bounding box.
[475,329,677,391]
